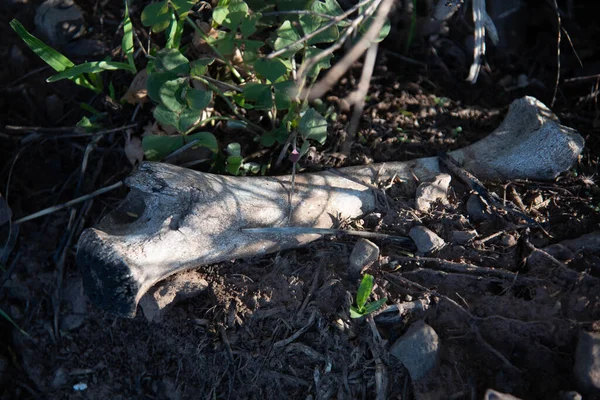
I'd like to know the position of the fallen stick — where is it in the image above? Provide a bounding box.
[77,96,584,317]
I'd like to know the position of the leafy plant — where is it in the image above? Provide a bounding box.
[12,0,391,175]
[138,0,389,172]
[350,273,387,318]
[9,19,135,93]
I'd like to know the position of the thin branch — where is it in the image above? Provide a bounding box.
[296,0,382,85]
[242,226,412,244]
[550,0,561,107]
[344,42,379,155]
[304,0,394,101]
[14,181,124,224]
[262,10,339,20]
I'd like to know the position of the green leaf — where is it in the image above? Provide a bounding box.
[187,131,218,153]
[349,305,364,319]
[177,107,203,132]
[313,0,343,15]
[190,58,215,76]
[299,108,327,144]
[358,5,391,43]
[9,19,73,71]
[142,131,216,160]
[273,20,303,57]
[356,274,374,310]
[363,298,387,315]
[153,104,180,128]
[260,126,288,147]
[186,88,212,110]
[273,80,295,110]
[47,60,135,82]
[212,31,235,55]
[238,39,263,63]
[213,0,248,30]
[253,58,287,83]
[240,12,260,38]
[141,1,171,32]
[226,155,243,175]
[147,71,178,103]
[304,47,332,77]
[142,134,185,160]
[165,12,182,49]
[123,0,136,72]
[298,14,337,45]
[155,48,190,74]
[297,0,343,45]
[170,0,197,16]
[9,19,96,91]
[226,142,241,156]
[243,82,272,109]
[158,77,188,112]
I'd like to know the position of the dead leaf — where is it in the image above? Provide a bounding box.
[122,68,149,105]
[124,129,144,166]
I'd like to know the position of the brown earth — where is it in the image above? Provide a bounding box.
[1,1,600,399]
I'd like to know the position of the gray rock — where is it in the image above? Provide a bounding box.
[415,173,451,212]
[348,239,380,278]
[51,367,69,389]
[484,389,522,400]
[139,270,209,322]
[60,277,87,331]
[559,391,582,400]
[409,226,445,254]
[451,230,478,245]
[390,320,440,381]
[34,0,85,48]
[466,194,493,222]
[500,233,517,247]
[574,330,600,394]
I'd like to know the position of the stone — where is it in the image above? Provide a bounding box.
[466,194,493,222]
[451,230,478,245]
[348,238,380,278]
[34,0,84,48]
[409,226,445,254]
[484,389,523,400]
[51,367,69,389]
[559,391,582,400]
[60,277,87,331]
[574,330,600,394]
[139,270,209,322]
[500,233,517,247]
[390,320,440,381]
[415,173,451,212]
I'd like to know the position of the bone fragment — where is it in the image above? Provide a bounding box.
[77,96,584,317]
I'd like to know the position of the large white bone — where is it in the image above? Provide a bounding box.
[76,96,584,317]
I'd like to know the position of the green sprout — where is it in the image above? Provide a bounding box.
[350,274,387,318]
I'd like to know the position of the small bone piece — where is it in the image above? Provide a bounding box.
[77,96,584,317]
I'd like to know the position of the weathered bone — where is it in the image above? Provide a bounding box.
[77,96,584,317]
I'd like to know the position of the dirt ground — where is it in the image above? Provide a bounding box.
[1,1,600,399]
